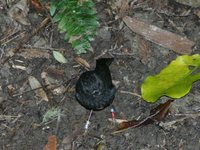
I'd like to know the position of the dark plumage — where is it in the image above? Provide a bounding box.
[75,58,116,111]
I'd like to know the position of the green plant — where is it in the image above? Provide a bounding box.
[141,54,200,102]
[42,107,60,123]
[50,0,98,54]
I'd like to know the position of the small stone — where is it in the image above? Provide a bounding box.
[98,26,111,41]
[33,36,47,47]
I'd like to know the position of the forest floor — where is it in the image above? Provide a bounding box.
[0,0,200,149]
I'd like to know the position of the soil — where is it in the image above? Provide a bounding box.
[0,0,200,150]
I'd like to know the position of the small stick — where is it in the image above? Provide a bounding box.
[119,90,141,98]
[55,109,61,135]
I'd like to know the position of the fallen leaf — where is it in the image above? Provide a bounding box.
[123,16,195,54]
[137,35,151,65]
[41,72,52,89]
[8,0,31,25]
[43,135,57,150]
[28,76,48,101]
[74,57,90,69]
[150,100,173,121]
[53,51,68,64]
[7,84,16,96]
[42,107,60,123]
[113,100,173,134]
[45,67,65,79]
[30,0,43,11]
[50,2,56,16]
[142,54,200,102]
[41,71,65,95]
[118,0,129,18]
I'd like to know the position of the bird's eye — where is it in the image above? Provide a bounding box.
[93,90,100,96]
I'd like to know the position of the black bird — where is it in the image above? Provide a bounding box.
[75,58,116,111]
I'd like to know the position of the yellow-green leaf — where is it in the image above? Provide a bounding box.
[53,51,67,64]
[141,54,200,102]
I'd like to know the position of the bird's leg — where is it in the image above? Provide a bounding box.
[110,105,116,125]
[84,110,93,135]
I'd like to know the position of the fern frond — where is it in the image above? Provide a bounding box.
[50,0,98,54]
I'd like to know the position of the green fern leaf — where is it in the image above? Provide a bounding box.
[50,0,98,54]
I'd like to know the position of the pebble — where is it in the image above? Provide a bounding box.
[98,26,111,41]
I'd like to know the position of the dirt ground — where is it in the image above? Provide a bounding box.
[0,0,200,149]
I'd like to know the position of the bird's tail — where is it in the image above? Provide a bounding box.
[96,58,114,67]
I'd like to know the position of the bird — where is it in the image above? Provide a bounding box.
[75,58,116,111]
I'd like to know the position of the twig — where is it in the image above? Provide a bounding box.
[1,31,26,45]
[11,114,22,123]
[119,90,141,98]
[12,84,51,97]
[0,115,20,118]
[0,29,20,43]
[55,106,61,135]
[94,49,108,60]
[160,113,200,129]
[174,113,200,118]
[0,46,5,58]
[23,45,66,52]
[1,17,50,64]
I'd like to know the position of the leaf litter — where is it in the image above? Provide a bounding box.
[123,16,195,54]
[112,100,173,134]
[28,76,49,101]
[8,0,31,25]
[1,0,200,149]
[43,135,57,150]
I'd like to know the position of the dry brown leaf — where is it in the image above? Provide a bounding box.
[41,71,66,95]
[113,100,173,134]
[119,0,129,18]
[30,0,43,11]
[7,84,16,96]
[28,76,48,101]
[46,67,65,79]
[8,0,31,25]
[74,57,90,69]
[41,72,52,89]
[137,35,151,65]
[17,48,50,59]
[123,16,195,54]
[43,135,57,150]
